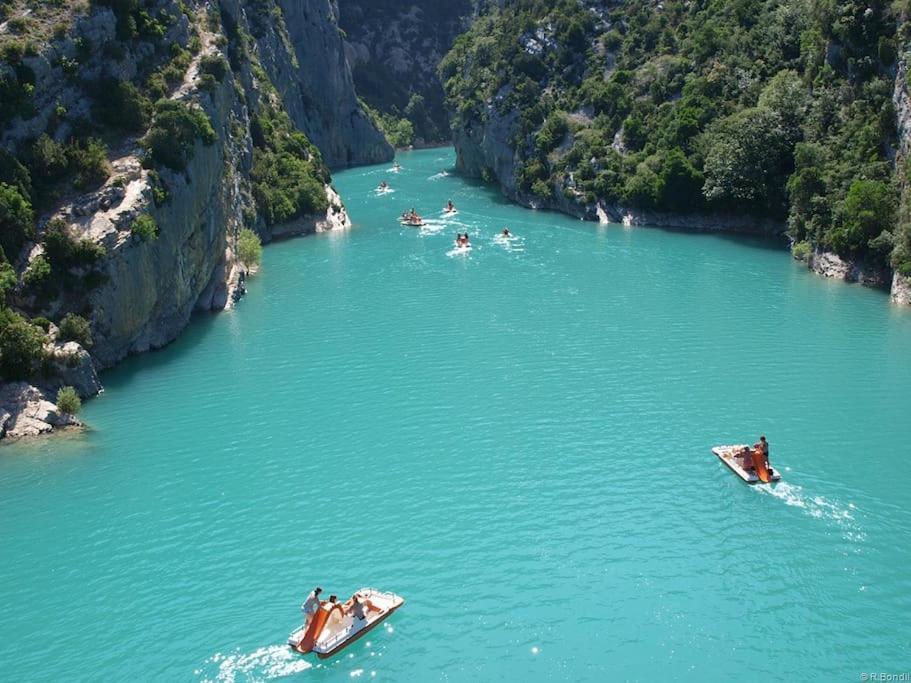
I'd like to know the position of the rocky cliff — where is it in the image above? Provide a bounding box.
[0,0,382,439]
[338,0,477,146]
[250,0,392,167]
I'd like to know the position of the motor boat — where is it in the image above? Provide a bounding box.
[288,588,404,659]
[712,444,781,484]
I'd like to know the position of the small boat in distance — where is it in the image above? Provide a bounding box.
[390,162,402,173]
[712,445,781,484]
[289,588,404,659]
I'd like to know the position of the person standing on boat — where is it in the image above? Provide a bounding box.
[301,587,323,624]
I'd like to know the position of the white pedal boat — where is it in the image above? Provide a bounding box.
[288,588,404,659]
[712,445,781,484]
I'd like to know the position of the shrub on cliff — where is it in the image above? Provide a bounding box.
[199,54,229,82]
[56,386,81,415]
[93,79,151,133]
[0,261,16,301]
[67,138,110,191]
[237,228,262,268]
[131,214,158,241]
[22,254,51,290]
[0,182,35,260]
[144,100,216,171]
[0,309,46,381]
[58,313,92,348]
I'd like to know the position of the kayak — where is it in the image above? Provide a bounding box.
[712,445,781,484]
[400,220,425,227]
[288,588,404,659]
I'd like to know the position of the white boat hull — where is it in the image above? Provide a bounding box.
[712,445,781,484]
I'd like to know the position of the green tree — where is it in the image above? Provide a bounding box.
[237,228,262,268]
[0,182,34,259]
[657,149,703,211]
[56,386,82,415]
[144,100,216,170]
[702,108,792,213]
[830,180,896,256]
[58,312,93,348]
[0,261,16,300]
[0,309,46,380]
[131,214,159,241]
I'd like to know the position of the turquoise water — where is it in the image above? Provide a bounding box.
[2,148,911,682]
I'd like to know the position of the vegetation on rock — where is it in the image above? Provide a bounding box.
[56,385,81,415]
[237,227,262,268]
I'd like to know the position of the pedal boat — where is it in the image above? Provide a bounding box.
[712,445,781,484]
[288,588,404,659]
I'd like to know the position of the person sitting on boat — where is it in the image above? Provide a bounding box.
[502,227,511,237]
[446,200,455,212]
[352,592,382,616]
[739,445,754,471]
[301,587,323,624]
[378,181,388,190]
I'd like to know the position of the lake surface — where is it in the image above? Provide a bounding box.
[2,148,910,682]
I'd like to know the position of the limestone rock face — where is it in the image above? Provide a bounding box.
[44,342,103,399]
[892,272,911,306]
[242,0,392,168]
[807,250,890,288]
[0,383,80,440]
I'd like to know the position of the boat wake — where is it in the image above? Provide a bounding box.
[492,234,525,252]
[197,645,312,683]
[447,245,473,257]
[428,171,449,180]
[753,482,860,534]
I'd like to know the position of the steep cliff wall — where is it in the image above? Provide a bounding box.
[240,0,392,167]
[338,0,476,146]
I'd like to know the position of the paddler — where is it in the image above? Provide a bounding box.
[502,227,511,237]
[446,199,455,212]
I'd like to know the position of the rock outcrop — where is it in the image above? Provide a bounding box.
[0,383,80,440]
[892,272,911,305]
[806,250,890,288]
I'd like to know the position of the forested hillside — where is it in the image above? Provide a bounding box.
[441,0,911,278]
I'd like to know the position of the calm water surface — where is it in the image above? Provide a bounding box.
[2,149,910,682]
